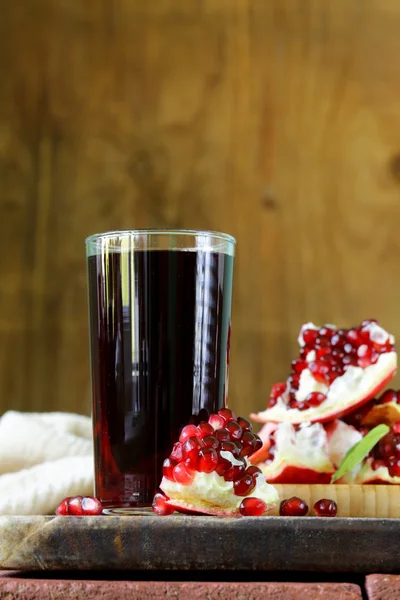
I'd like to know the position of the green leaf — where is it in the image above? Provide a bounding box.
[330,424,390,483]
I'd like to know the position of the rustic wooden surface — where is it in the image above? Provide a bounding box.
[1,515,400,573]
[1,1,400,417]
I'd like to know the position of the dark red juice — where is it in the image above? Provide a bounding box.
[87,249,234,508]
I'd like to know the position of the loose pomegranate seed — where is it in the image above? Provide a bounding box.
[237,416,251,431]
[239,497,267,516]
[182,436,204,465]
[152,493,174,516]
[279,497,308,517]
[246,465,262,476]
[218,408,237,423]
[202,435,219,449]
[197,448,218,473]
[380,389,398,404]
[197,421,214,437]
[305,392,327,407]
[224,463,246,482]
[388,457,400,478]
[215,428,231,442]
[302,328,318,346]
[179,424,202,443]
[208,414,225,430]
[173,462,195,485]
[163,457,177,481]
[270,382,287,400]
[313,498,337,517]
[170,442,183,462]
[233,474,256,496]
[226,421,243,440]
[291,359,307,374]
[81,497,103,516]
[56,498,71,516]
[309,360,330,384]
[68,496,84,516]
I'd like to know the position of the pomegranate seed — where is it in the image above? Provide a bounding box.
[197,421,214,437]
[182,436,204,465]
[233,473,256,496]
[163,457,177,481]
[362,319,377,327]
[56,498,71,516]
[309,360,330,383]
[347,329,362,345]
[170,442,183,462]
[152,493,174,516]
[197,448,218,473]
[305,391,327,407]
[302,328,318,345]
[291,359,307,374]
[208,414,225,430]
[216,457,232,476]
[388,457,400,477]
[81,497,103,516]
[218,408,237,422]
[68,496,84,516]
[331,334,344,348]
[224,462,246,482]
[343,343,354,354]
[315,336,330,348]
[226,420,243,440]
[268,397,278,408]
[237,416,252,431]
[246,465,262,476]
[290,374,300,389]
[173,462,195,485]
[215,428,231,442]
[313,498,337,517]
[380,389,398,404]
[240,431,258,456]
[179,424,202,443]
[319,326,335,338]
[239,497,267,516]
[253,436,263,452]
[372,459,386,471]
[317,347,331,360]
[271,382,286,400]
[279,497,308,516]
[202,435,219,449]
[393,424,400,434]
[220,440,239,455]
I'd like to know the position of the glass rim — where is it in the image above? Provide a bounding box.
[85,228,236,246]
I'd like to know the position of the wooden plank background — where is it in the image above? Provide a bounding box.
[1,0,400,420]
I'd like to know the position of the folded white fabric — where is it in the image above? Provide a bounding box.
[0,411,94,515]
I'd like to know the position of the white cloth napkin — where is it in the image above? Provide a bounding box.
[0,411,94,515]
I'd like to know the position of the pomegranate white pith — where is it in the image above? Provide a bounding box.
[251,320,397,425]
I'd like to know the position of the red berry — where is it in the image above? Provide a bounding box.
[309,361,330,384]
[302,328,318,346]
[55,498,71,516]
[173,462,195,485]
[197,448,218,473]
[152,493,174,516]
[304,391,327,407]
[162,457,177,481]
[279,496,308,516]
[81,497,103,515]
[233,474,256,496]
[291,359,307,374]
[67,496,84,516]
[239,497,267,516]
[179,424,201,443]
[313,498,337,517]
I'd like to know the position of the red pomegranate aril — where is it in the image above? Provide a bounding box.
[173,462,195,485]
[268,397,278,408]
[216,457,232,476]
[240,431,258,456]
[347,329,362,345]
[163,457,177,481]
[208,414,225,430]
[56,498,70,516]
[303,328,319,346]
[313,498,337,517]
[182,436,204,464]
[388,457,400,478]
[317,347,331,360]
[291,359,307,374]
[309,361,330,383]
[393,423,400,434]
[331,334,344,348]
[319,326,335,338]
[270,382,287,400]
[279,496,309,517]
[170,442,183,462]
[226,420,243,440]
[305,392,327,407]
[372,459,386,471]
[197,421,214,437]
[246,465,262,476]
[202,435,219,449]
[343,343,354,354]
[219,440,239,455]
[239,497,267,516]
[81,497,103,516]
[237,416,252,431]
[152,493,174,516]
[215,428,231,442]
[315,336,330,348]
[218,408,237,423]
[253,437,263,452]
[380,389,398,404]
[68,496,84,516]
[224,463,246,482]
[197,448,218,473]
[179,424,202,443]
[233,474,256,496]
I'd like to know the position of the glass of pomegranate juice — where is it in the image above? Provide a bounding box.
[86,230,235,512]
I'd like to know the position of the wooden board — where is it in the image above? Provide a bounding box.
[1,514,400,573]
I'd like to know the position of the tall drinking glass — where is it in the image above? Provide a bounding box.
[86,230,235,511]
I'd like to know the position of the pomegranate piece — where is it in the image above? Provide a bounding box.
[56,496,102,516]
[233,474,256,496]
[152,493,174,516]
[279,496,309,516]
[239,497,267,516]
[179,424,202,443]
[313,498,337,517]
[251,320,396,424]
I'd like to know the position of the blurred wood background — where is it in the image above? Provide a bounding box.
[1,0,400,419]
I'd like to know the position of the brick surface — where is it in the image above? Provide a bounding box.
[0,573,362,600]
[365,574,400,600]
